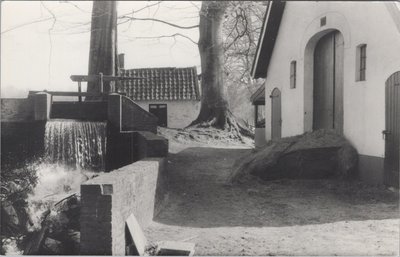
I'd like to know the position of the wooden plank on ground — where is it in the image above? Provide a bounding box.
[126,213,147,256]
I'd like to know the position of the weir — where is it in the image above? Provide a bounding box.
[1,91,169,255]
[44,119,107,171]
[1,92,166,171]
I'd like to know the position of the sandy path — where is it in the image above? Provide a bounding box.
[145,146,399,255]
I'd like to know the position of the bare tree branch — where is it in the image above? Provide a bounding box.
[119,1,163,17]
[126,33,198,45]
[41,1,57,86]
[1,17,54,34]
[118,16,199,29]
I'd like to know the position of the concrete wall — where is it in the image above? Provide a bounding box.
[80,158,169,255]
[108,94,158,134]
[135,100,201,128]
[1,121,46,169]
[1,98,34,121]
[262,2,400,159]
[1,94,50,169]
[51,101,108,121]
[255,128,267,149]
[106,129,168,171]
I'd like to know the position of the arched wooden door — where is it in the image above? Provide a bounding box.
[384,71,400,187]
[313,30,344,133]
[271,88,281,139]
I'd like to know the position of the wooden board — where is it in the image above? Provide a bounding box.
[271,88,281,139]
[385,71,400,187]
[313,30,344,133]
[126,213,147,256]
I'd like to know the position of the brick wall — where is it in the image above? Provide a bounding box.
[80,158,168,255]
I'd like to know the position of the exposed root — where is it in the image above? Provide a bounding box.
[188,109,254,142]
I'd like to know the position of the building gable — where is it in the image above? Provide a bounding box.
[251,1,285,79]
[251,2,400,80]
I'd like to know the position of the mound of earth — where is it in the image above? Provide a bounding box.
[228,129,358,184]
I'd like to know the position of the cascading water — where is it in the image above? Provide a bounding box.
[2,119,107,255]
[44,119,107,171]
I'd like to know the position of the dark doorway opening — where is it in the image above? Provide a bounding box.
[149,104,168,127]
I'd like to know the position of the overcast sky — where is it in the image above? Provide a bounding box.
[1,1,201,98]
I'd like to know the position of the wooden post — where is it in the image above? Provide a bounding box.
[78,81,82,102]
[254,104,258,128]
[99,73,104,93]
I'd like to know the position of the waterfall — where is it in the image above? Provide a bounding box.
[44,119,107,171]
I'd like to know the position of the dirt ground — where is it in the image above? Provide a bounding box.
[145,130,399,256]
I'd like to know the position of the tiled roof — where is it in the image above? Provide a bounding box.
[119,67,200,101]
[250,85,265,104]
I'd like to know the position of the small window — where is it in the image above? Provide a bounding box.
[356,44,367,81]
[290,61,296,89]
[320,16,327,27]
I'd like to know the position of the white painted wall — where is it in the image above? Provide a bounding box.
[134,100,200,128]
[262,2,400,157]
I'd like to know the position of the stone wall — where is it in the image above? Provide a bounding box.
[80,158,168,255]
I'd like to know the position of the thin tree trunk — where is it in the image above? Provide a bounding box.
[87,1,118,96]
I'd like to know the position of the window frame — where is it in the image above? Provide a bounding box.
[290,60,297,89]
[356,44,367,81]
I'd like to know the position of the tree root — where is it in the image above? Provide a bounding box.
[187,109,254,142]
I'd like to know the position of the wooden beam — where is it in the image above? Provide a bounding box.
[29,90,109,97]
[70,74,146,82]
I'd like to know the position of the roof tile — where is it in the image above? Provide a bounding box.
[119,67,201,102]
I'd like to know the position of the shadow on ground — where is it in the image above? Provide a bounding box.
[154,147,399,228]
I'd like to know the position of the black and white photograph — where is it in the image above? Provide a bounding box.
[1,1,399,255]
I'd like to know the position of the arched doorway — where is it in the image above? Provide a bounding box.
[384,71,400,187]
[313,30,344,133]
[271,88,281,139]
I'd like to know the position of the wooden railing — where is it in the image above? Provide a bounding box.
[28,90,126,103]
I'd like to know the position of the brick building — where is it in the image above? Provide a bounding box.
[119,66,201,128]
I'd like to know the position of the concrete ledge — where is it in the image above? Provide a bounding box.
[137,131,169,159]
[33,92,51,121]
[80,158,168,255]
[156,241,195,256]
[358,154,384,185]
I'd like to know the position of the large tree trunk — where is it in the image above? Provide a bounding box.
[191,1,229,128]
[190,1,253,138]
[87,1,118,96]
